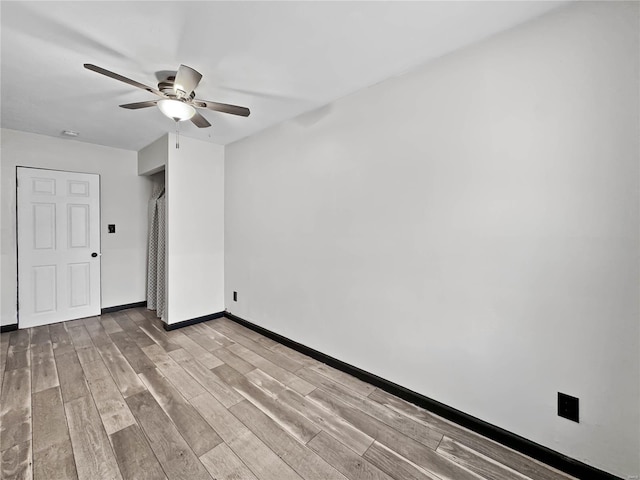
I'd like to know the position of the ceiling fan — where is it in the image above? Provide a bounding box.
[84,64,250,128]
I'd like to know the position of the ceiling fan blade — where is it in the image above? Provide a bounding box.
[190,111,211,128]
[84,64,165,97]
[193,99,250,117]
[174,64,202,97]
[119,100,158,109]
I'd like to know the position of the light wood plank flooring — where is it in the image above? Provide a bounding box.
[1,308,576,480]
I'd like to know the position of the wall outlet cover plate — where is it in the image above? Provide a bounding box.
[558,392,579,423]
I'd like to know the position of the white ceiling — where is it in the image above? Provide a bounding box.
[1,1,565,152]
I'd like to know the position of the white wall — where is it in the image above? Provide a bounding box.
[225,2,639,477]
[166,133,225,324]
[138,134,168,176]
[1,129,153,325]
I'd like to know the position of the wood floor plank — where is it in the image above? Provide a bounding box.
[247,369,373,455]
[212,346,255,374]
[364,441,440,480]
[85,366,136,435]
[311,363,376,397]
[65,394,123,480]
[230,399,348,480]
[193,322,235,347]
[368,389,570,480]
[56,351,90,402]
[199,443,259,480]
[216,318,273,346]
[190,392,252,443]
[49,323,75,357]
[5,345,30,371]
[31,343,59,393]
[126,390,213,480]
[245,367,287,396]
[29,325,51,346]
[123,310,145,324]
[437,436,532,480]
[1,440,32,480]
[138,320,181,352]
[33,387,69,452]
[228,343,315,395]
[124,308,147,322]
[65,317,91,329]
[81,357,112,383]
[169,333,224,369]
[139,367,222,456]
[0,332,11,353]
[8,329,30,350]
[141,309,159,320]
[213,364,321,444]
[67,325,94,350]
[141,344,206,399]
[208,321,263,346]
[227,428,304,480]
[270,343,321,369]
[300,368,442,449]
[112,315,155,348]
[100,315,124,335]
[32,387,77,480]
[308,389,479,480]
[6,329,30,371]
[281,387,374,455]
[0,334,9,396]
[183,328,226,353]
[109,331,156,373]
[212,323,303,373]
[252,333,280,350]
[96,342,146,398]
[1,330,9,348]
[0,366,31,451]
[76,345,103,366]
[368,388,479,436]
[84,318,113,347]
[32,386,70,453]
[34,440,78,480]
[171,352,243,407]
[165,347,193,363]
[110,424,167,480]
[308,431,394,480]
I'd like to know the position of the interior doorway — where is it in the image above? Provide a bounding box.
[17,167,101,328]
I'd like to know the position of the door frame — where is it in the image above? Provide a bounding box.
[16,165,103,328]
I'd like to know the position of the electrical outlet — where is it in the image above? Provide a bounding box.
[558,392,579,423]
[108,224,115,233]
[233,291,237,302]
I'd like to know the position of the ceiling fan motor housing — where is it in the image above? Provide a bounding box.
[158,77,195,100]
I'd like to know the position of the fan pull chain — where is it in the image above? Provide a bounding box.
[175,120,180,149]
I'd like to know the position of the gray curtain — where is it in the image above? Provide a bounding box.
[147,184,166,320]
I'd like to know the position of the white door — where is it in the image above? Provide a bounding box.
[17,167,101,328]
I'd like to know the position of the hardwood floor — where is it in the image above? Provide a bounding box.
[0,309,576,480]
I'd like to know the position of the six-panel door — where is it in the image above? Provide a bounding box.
[17,167,101,328]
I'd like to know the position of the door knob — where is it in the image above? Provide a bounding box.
[91,252,98,258]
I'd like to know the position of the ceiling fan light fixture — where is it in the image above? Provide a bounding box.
[157,99,195,121]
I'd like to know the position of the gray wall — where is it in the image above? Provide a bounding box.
[224,2,640,477]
